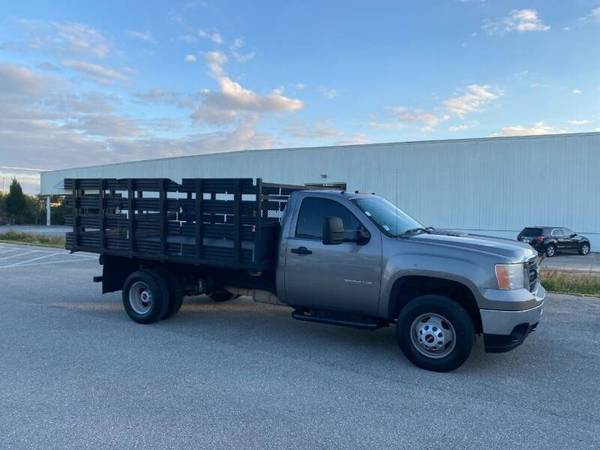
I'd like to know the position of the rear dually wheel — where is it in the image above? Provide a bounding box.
[122,270,170,324]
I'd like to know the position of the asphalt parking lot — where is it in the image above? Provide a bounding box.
[541,252,600,273]
[1,243,599,449]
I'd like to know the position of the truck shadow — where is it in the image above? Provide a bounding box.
[174,296,517,376]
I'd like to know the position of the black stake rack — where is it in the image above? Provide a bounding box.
[64,178,306,271]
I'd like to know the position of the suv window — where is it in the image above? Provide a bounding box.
[521,227,542,237]
[295,197,361,239]
[551,228,562,237]
[562,228,573,236]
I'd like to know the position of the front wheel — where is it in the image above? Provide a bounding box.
[579,242,590,256]
[397,295,475,372]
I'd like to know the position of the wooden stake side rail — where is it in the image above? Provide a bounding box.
[63,177,305,271]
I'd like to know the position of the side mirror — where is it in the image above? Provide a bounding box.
[322,216,345,245]
[356,227,371,245]
[570,233,577,238]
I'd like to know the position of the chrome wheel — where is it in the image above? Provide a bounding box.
[410,313,456,359]
[546,245,556,257]
[129,281,153,315]
[581,244,589,255]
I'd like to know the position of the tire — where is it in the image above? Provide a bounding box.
[579,242,590,256]
[209,290,236,302]
[396,295,475,372]
[122,270,170,324]
[545,244,556,257]
[156,269,185,319]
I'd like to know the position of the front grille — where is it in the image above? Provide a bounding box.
[525,257,539,292]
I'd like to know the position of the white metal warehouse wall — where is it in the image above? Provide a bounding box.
[41,132,600,248]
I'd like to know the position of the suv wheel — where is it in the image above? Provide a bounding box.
[397,295,474,372]
[545,244,556,257]
[579,243,590,256]
[122,270,170,324]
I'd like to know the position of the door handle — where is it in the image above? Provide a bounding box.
[291,246,312,255]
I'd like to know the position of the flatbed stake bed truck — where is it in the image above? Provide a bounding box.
[65,177,544,372]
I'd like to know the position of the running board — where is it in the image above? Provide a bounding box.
[291,309,385,330]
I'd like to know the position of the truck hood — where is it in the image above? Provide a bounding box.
[406,230,537,262]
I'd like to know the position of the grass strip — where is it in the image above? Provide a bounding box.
[0,231,66,249]
[540,270,600,297]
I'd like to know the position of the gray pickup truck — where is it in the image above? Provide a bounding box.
[66,177,544,372]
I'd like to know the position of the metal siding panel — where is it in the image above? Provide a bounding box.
[40,133,600,248]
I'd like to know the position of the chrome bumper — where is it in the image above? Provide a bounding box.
[480,302,543,335]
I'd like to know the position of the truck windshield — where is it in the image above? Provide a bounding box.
[352,197,423,237]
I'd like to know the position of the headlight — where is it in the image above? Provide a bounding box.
[495,263,526,290]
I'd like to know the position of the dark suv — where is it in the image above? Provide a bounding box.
[517,227,591,257]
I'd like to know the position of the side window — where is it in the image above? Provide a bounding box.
[551,228,561,237]
[563,228,572,236]
[295,197,361,239]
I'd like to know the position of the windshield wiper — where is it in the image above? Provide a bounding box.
[401,227,434,236]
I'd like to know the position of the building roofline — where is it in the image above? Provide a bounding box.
[41,131,600,174]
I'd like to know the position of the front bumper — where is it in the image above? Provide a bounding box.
[480,283,545,353]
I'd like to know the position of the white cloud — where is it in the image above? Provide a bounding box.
[127,30,156,44]
[568,119,592,125]
[581,7,600,23]
[65,114,142,137]
[198,29,224,44]
[495,122,565,137]
[442,84,501,117]
[448,124,470,132]
[62,60,132,84]
[0,64,49,95]
[19,19,112,58]
[318,87,338,99]
[336,133,371,146]
[370,84,500,132]
[0,168,41,194]
[370,107,448,132]
[184,54,197,63]
[572,88,582,95]
[285,121,343,139]
[295,83,305,90]
[228,37,255,63]
[483,9,550,35]
[133,88,195,109]
[0,62,281,178]
[192,51,303,124]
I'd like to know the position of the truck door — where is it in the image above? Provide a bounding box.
[283,196,382,315]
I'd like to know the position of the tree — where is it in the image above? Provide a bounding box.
[0,191,6,224]
[5,178,26,224]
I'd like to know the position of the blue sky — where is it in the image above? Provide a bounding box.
[0,0,599,191]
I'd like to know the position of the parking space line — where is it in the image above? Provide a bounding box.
[0,258,98,270]
[0,250,42,261]
[1,253,65,269]
[0,248,25,256]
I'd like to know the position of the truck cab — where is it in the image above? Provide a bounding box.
[276,190,545,372]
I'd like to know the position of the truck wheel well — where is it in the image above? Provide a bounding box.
[389,276,482,333]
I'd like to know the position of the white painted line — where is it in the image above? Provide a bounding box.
[0,249,23,257]
[1,252,64,268]
[0,250,41,261]
[0,258,98,270]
